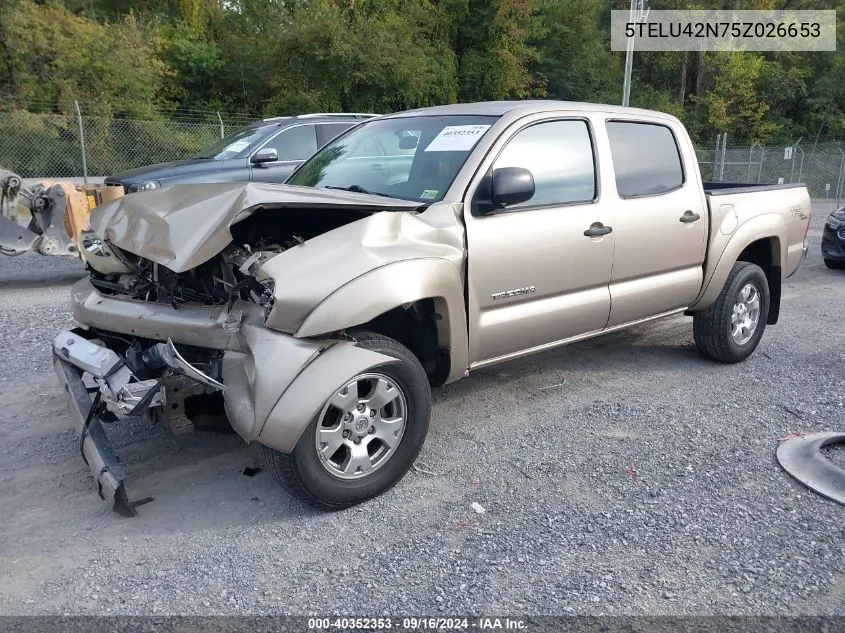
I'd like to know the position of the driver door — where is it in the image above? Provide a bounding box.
[464,118,615,366]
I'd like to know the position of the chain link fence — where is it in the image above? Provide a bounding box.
[697,135,845,205]
[2,103,845,206]
[0,101,253,179]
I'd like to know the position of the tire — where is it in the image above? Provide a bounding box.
[693,261,770,364]
[260,331,431,510]
[824,258,845,270]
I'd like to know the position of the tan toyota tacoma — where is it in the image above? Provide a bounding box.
[52,101,812,514]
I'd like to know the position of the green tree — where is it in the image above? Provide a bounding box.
[696,52,778,142]
[159,22,224,111]
[2,0,166,116]
[448,0,546,101]
[533,0,620,103]
[256,0,457,115]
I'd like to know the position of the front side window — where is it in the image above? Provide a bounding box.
[286,115,498,202]
[263,125,318,161]
[492,120,596,208]
[606,121,684,197]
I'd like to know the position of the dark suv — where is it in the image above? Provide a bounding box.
[104,113,377,193]
[822,206,845,269]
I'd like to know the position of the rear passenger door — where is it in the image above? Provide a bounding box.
[464,118,615,366]
[250,124,318,183]
[603,120,707,327]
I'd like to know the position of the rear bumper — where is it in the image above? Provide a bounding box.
[786,241,809,279]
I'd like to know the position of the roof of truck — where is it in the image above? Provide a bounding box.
[385,100,673,120]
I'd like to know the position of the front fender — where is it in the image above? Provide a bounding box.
[689,213,785,310]
[296,258,469,383]
[257,342,399,453]
[221,322,398,451]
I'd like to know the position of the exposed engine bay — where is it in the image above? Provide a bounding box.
[86,240,281,309]
[81,206,368,311]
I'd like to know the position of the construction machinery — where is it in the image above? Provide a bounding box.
[0,167,124,258]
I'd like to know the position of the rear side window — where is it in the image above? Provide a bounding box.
[606,121,683,197]
[493,120,596,208]
[263,124,318,161]
[316,123,354,147]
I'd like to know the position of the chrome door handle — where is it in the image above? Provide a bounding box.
[584,224,613,237]
[679,210,701,223]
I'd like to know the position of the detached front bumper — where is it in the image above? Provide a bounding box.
[54,355,138,516]
[52,330,175,516]
[56,279,399,515]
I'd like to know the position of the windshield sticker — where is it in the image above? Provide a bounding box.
[420,189,439,200]
[424,125,491,152]
[226,139,252,153]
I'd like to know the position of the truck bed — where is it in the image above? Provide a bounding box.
[702,181,811,282]
[703,182,807,196]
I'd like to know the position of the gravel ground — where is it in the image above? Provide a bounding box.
[0,205,843,616]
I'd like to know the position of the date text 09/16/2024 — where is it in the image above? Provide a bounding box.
[307,617,528,630]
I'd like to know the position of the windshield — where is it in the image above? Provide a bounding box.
[196,127,268,160]
[286,115,498,202]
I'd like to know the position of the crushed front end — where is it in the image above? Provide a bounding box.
[52,182,421,515]
[55,233,324,516]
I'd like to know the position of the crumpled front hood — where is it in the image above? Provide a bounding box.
[89,182,423,273]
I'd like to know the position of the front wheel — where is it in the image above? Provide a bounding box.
[693,261,770,364]
[260,331,431,510]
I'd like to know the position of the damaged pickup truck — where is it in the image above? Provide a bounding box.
[53,101,812,514]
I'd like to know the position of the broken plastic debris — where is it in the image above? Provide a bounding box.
[471,502,486,514]
[776,431,845,505]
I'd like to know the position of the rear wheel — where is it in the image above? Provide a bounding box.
[824,258,845,270]
[693,261,770,364]
[260,331,431,510]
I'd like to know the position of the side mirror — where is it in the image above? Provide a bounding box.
[490,167,535,208]
[250,148,278,164]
